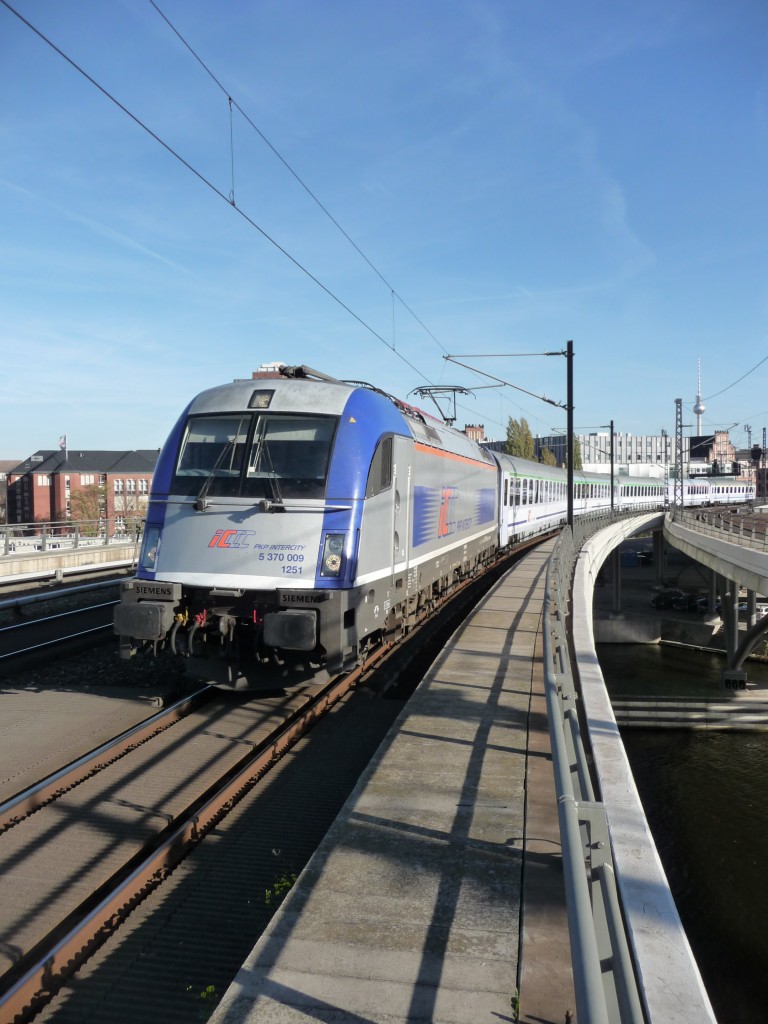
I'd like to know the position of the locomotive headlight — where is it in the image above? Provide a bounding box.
[320,533,345,577]
[139,526,161,570]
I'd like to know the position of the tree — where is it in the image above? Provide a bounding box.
[69,485,106,534]
[540,446,557,466]
[506,417,535,460]
[562,437,583,470]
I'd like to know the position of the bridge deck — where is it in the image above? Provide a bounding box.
[209,538,575,1024]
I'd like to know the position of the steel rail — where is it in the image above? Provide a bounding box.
[0,593,120,661]
[0,622,113,660]
[0,601,118,631]
[0,579,123,612]
[0,686,214,831]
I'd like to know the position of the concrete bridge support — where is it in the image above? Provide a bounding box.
[611,547,622,615]
[717,574,739,663]
[653,528,664,583]
[716,574,749,689]
[747,589,758,629]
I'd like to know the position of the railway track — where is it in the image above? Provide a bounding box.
[0,585,119,664]
[0,671,366,1023]
[0,540,542,1022]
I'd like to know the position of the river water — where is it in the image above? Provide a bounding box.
[597,644,768,1024]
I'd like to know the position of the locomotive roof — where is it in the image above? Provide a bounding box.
[187,377,358,417]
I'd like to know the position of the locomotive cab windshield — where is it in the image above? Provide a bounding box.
[172,412,338,502]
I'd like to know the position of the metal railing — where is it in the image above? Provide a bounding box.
[672,507,768,552]
[544,511,647,1024]
[2,518,143,557]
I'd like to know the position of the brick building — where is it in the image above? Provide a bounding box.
[7,450,159,528]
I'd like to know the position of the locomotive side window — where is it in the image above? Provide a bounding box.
[365,436,393,497]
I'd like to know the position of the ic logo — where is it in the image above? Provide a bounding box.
[438,486,458,538]
[208,529,256,550]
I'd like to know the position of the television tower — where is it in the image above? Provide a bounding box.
[693,357,705,435]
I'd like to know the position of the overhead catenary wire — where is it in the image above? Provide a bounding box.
[0,0,432,386]
[146,0,534,435]
[146,0,451,358]
[704,353,768,401]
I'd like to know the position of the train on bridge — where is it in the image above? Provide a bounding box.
[113,364,755,689]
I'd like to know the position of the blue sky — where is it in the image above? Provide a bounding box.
[1,0,767,458]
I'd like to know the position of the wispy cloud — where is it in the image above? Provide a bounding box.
[0,176,191,271]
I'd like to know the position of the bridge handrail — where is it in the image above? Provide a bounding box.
[672,506,768,551]
[2,517,143,557]
[543,510,647,1024]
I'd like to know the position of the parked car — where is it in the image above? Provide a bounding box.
[672,594,709,613]
[650,590,685,609]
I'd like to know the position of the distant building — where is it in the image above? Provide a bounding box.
[0,460,21,523]
[463,424,486,443]
[689,432,739,476]
[537,432,675,469]
[7,450,159,527]
[535,429,753,481]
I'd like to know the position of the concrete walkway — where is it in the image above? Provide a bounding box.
[210,539,574,1024]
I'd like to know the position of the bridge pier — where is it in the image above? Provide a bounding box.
[747,589,758,628]
[717,574,739,663]
[653,528,664,583]
[717,573,748,687]
[611,547,622,616]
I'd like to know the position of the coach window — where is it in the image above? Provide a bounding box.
[365,436,393,497]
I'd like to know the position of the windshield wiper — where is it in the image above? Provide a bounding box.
[249,435,285,511]
[194,436,237,512]
[260,440,284,507]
